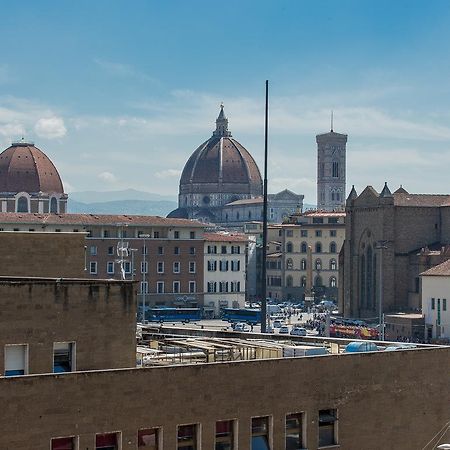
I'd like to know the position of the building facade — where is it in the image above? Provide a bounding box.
[316,128,347,211]
[203,232,247,317]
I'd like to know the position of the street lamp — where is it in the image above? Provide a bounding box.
[375,240,389,341]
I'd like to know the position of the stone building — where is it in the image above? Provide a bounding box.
[341,183,450,318]
[316,126,347,211]
[0,141,68,213]
[266,211,345,302]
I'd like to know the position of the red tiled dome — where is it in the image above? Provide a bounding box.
[0,142,64,194]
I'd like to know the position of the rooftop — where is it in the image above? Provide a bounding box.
[203,232,248,242]
[421,259,450,276]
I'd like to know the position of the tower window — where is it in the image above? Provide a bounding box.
[17,196,28,213]
[332,162,339,178]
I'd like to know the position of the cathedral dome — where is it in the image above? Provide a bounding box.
[179,105,262,196]
[0,142,64,194]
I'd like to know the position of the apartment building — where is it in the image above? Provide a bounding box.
[0,213,205,308]
[203,232,247,317]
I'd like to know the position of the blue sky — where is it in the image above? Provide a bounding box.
[1,1,450,202]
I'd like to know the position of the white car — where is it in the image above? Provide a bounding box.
[233,323,249,332]
[290,327,307,336]
[279,325,289,334]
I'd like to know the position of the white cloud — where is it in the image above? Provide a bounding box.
[155,169,182,179]
[34,116,67,139]
[98,171,117,183]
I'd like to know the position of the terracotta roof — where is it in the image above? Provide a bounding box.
[421,259,450,276]
[226,197,263,206]
[0,143,64,194]
[0,212,204,227]
[394,193,450,207]
[204,232,248,242]
[303,211,346,217]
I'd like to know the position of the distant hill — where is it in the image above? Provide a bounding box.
[69,189,176,204]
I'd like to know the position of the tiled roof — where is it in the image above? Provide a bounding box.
[394,193,450,207]
[225,197,263,206]
[421,259,450,276]
[203,232,248,242]
[0,212,204,227]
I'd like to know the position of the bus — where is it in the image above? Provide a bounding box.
[141,307,202,323]
[221,308,261,325]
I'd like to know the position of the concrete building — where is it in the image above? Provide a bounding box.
[316,126,347,211]
[266,211,345,302]
[0,141,68,213]
[0,213,206,309]
[341,184,450,318]
[421,259,450,341]
[203,232,247,317]
[1,231,450,449]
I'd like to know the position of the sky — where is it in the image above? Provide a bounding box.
[2,0,450,203]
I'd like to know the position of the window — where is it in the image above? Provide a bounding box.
[313,217,324,224]
[231,246,241,254]
[330,277,337,288]
[251,416,270,450]
[301,259,307,271]
[286,413,304,450]
[142,245,148,255]
[315,230,322,237]
[216,420,235,450]
[286,259,293,270]
[286,230,293,237]
[17,196,28,212]
[220,260,229,271]
[190,231,196,239]
[330,230,337,237]
[53,342,75,373]
[231,260,240,271]
[431,298,435,310]
[103,230,110,238]
[153,231,160,238]
[315,259,322,270]
[328,217,339,224]
[190,247,196,255]
[286,275,293,287]
[221,245,227,254]
[208,245,217,254]
[330,259,337,271]
[332,161,339,178]
[300,230,308,237]
[124,261,132,274]
[174,246,180,255]
[301,276,307,287]
[141,281,148,294]
[51,437,76,450]
[173,281,180,293]
[231,281,241,292]
[208,260,217,272]
[444,299,447,311]
[177,424,198,449]
[96,432,120,450]
[189,262,196,273]
[138,428,159,448]
[157,262,164,274]
[208,282,217,293]
[141,261,148,274]
[107,262,114,274]
[189,281,196,293]
[157,281,164,294]
[158,246,164,255]
[55,229,61,233]
[174,230,180,239]
[329,242,337,253]
[90,246,97,256]
[108,246,114,256]
[4,344,28,376]
[300,242,307,253]
[286,242,293,253]
[319,409,338,447]
[90,261,98,274]
[173,262,180,273]
[219,281,229,293]
[315,242,322,253]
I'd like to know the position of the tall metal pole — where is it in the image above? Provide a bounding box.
[261,80,269,333]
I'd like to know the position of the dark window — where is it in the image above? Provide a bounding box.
[50,197,58,213]
[190,247,196,255]
[328,217,339,224]
[301,242,307,253]
[138,428,159,448]
[216,420,234,450]
[174,246,180,255]
[108,246,114,256]
[431,298,435,310]
[96,432,119,450]
[17,196,28,212]
[103,230,110,238]
[301,229,308,237]
[190,231,195,239]
[221,245,227,254]
[286,413,303,450]
[53,342,74,373]
[319,409,337,447]
[313,217,323,224]
[286,242,293,253]
[177,424,197,449]
[153,231,160,238]
[51,437,75,450]
[330,229,337,237]
[158,246,164,255]
[415,277,420,293]
[174,231,180,239]
[251,417,270,450]
[330,242,337,253]
[315,242,322,253]
[332,161,339,178]
[444,299,447,311]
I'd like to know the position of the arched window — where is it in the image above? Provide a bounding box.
[330,276,337,288]
[300,242,307,253]
[301,259,307,271]
[330,259,337,271]
[332,161,339,178]
[17,196,28,213]
[286,242,293,253]
[314,275,323,287]
[301,276,307,287]
[286,258,293,270]
[315,242,322,253]
[330,242,337,253]
[50,197,58,213]
[315,259,322,270]
[286,275,293,287]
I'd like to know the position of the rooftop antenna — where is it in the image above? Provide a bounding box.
[330,110,334,132]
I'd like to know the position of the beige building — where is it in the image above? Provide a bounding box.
[203,232,247,317]
[421,259,450,341]
[266,211,345,302]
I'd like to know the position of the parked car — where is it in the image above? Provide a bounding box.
[290,327,307,336]
[344,341,379,353]
[273,320,283,328]
[233,323,249,332]
[279,326,289,334]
